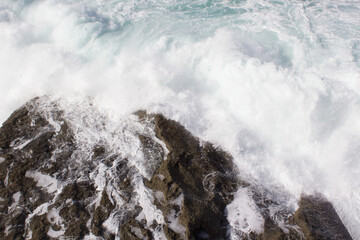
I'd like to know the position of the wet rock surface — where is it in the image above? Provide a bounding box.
[294,195,353,240]
[145,114,239,239]
[0,98,353,240]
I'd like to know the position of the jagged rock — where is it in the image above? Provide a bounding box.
[29,214,51,240]
[145,114,239,239]
[59,202,90,238]
[120,219,153,240]
[294,195,352,240]
[91,190,115,236]
[0,98,353,240]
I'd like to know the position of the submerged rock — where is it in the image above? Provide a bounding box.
[0,97,353,240]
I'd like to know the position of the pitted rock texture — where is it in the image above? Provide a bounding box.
[145,114,239,239]
[294,195,353,240]
[0,98,353,240]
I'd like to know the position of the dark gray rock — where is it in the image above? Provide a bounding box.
[0,99,353,240]
[294,195,352,240]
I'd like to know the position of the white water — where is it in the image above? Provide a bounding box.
[1,0,360,238]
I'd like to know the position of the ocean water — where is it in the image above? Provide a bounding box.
[1,0,360,238]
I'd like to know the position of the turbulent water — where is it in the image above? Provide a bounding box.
[1,0,360,238]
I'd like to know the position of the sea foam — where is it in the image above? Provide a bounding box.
[1,0,360,238]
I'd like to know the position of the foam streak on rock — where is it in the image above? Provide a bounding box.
[0,97,354,239]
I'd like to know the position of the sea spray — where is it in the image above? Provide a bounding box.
[1,0,360,238]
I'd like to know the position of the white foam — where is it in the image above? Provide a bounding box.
[83,234,103,240]
[135,179,164,227]
[25,171,59,194]
[47,227,65,238]
[130,227,146,239]
[157,174,165,181]
[8,191,21,213]
[152,226,168,240]
[102,211,120,236]
[226,188,264,235]
[93,163,107,191]
[167,193,186,239]
[4,171,9,187]
[154,191,165,204]
[167,209,186,240]
[1,0,360,238]
[170,193,184,207]
[47,207,64,227]
[27,97,165,238]
[24,202,51,239]
[0,157,5,164]
[13,138,33,150]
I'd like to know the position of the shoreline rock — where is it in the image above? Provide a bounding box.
[0,98,353,240]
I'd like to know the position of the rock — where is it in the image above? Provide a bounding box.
[91,190,115,236]
[30,214,51,240]
[294,195,352,240]
[0,98,353,240]
[120,219,152,240]
[59,202,90,238]
[146,114,239,239]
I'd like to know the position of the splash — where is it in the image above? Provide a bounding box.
[1,0,360,238]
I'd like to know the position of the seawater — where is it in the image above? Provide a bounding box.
[1,0,360,238]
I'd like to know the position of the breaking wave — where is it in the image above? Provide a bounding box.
[1,0,360,238]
